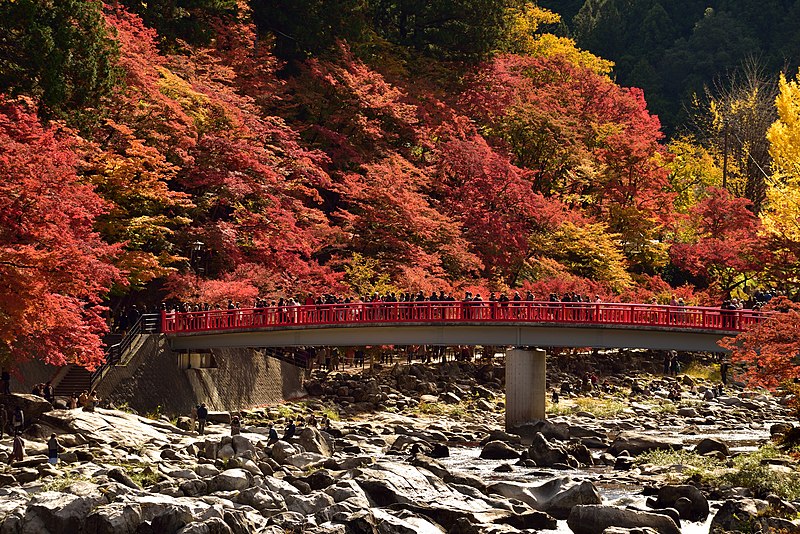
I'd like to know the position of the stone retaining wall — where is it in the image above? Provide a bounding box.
[95,335,305,415]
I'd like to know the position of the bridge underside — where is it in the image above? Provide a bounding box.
[168,323,730,353]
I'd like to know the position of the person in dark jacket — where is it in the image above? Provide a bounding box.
[197,403,208,435]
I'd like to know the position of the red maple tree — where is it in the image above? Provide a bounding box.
[0,98,121,368]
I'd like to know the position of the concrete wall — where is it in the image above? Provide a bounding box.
[95,335,305,416]
[8,359,60,393]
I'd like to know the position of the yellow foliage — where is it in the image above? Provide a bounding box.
[763,71,800,245]
[344,253,398,296]
[499,3,613,75]
[157,67,232,134]
[667,136,722,212]
[767,72,800,181]
[527,221,633,292]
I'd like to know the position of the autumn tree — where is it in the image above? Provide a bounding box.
[720,298,800,391]
[690,62,777,211]
[762,70,800,296]
[0,98,120,368]
[464,54,672,273]
[669,187,761,298]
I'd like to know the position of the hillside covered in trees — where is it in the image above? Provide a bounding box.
[1,0,800,368]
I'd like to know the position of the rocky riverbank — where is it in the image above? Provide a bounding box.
[0,356,798,533]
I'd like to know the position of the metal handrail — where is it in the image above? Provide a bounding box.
[90,313,160,388]
[161,301,768,335]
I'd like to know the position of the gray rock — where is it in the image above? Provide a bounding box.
[528,432,577,467]
[479,440,520,460]
[19,488,110,534]
[270,441,298,464]
[607,432,682,456]
[285,451,327,469]
[177,517,233,534]
[208,469,251,492]
[286,492,335,515]
[85,502,143,534]
[2,394,53,424]
[710,499,767,533]
[234,487,287,515]
[568,505,680,534]
[694,438,729,457]
[179,479,208,497]
[654,485,709,521]
[296,427,333,457]
[487,477,602,519]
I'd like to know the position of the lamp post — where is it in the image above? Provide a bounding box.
[190,241,204,298]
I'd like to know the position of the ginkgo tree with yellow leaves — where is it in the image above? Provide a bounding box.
[763,71,800,295]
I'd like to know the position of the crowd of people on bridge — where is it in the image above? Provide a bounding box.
[111,285,784,336]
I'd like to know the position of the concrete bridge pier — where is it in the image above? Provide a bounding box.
[505,347,546,430]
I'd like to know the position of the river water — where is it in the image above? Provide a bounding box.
[435,420,778,534]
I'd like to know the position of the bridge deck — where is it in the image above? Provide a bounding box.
[161,302,760,352]
[162,301,760,334]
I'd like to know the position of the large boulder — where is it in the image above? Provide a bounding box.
[694,438,729,457]
[285,452,327,470]
[653,485,709,521]
[568,505,680,534]
[18,487,110,534]
[285,492,335,515]
[208,469,252,492]
[233,487,287,516]
[270,441,298,464]
[1,394,53,425]
[85,502,143,534]
[528,433,577,467]
[479,441,520,460]
[487,478,602,519]
[296,426,333,456]
[710,499,767,533]
[607,432,682,456]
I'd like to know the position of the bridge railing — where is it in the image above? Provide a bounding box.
[161,301,766,334]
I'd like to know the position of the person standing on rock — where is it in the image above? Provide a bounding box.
[197,403,208,435]
[43,381,55,405]
[47,433,61,464]
[10,432,24,463]
[720,360,730,385]
[11,406,23,434]
[190,404,199,432]
[0,403,7,438]
[1,368,10,394]
[283,419,296,441]
[230,416,241,436]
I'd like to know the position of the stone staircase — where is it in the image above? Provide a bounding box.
[53,365,92,397]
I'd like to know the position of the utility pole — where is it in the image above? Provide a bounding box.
[722,118,729,190]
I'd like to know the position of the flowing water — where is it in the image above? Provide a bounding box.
[436,421,778,534]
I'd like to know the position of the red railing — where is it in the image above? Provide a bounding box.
[161,301,765,334]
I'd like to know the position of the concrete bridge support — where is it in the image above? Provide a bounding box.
[505,348,546,430]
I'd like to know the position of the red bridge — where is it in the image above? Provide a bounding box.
[162,301,761,353]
